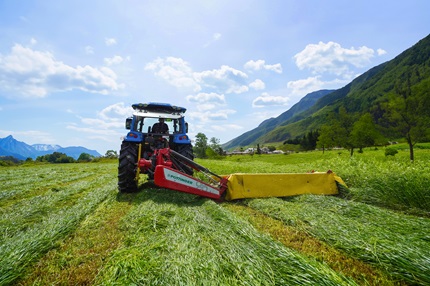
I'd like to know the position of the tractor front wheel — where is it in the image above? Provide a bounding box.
[118,141,139,192]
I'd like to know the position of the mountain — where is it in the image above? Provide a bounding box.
[0,135,101,160]
[224,33,430,149]
[223,89,334,150]
[0,135,36,160]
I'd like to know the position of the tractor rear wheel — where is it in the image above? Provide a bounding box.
[118,141,139,192]
[175,144,194,175]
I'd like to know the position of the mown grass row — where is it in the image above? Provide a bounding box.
[0,163,117,285]
[0,164,101,205]
[224,203,404,286]
[95,188,357,286]
[244,195,430,285]
[18,193,133,285]
[0,173,114,243]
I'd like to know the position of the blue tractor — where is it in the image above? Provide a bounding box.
[118,102,194,192]
[117,103,346,201]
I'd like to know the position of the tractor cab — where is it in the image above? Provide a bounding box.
[123,102,191,145]
[119,103,195,190]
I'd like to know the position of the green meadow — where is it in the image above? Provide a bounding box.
[0,145,429,285]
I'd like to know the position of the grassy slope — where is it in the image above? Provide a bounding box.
[1,148,429,285]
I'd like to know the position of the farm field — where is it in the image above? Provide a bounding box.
[1,146,429,285]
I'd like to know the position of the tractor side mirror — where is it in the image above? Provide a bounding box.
[185,122,188,133]
[125,118,132,130]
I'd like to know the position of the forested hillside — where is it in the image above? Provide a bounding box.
[225,34,430,149]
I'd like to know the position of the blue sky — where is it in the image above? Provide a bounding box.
[0,0,429,154]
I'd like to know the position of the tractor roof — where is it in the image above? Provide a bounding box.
[132,102,187,114]
[132,102,186,119]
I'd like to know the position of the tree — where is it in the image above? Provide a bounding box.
[194,132,208,158]
[209,137,224,155]
[350,113,384,152]
[300,130,320,151]
[338,107,357,156]
[78,153,93,162]
[105,150,118,159]
[267,146,276,152]
[317,108,358,155]
[36,152,75,163]
[382,76,430,161]
[317,124,337,153]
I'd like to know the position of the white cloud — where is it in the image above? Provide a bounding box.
[105,38,117,46]
[67,124,121,136]
[294,41,377,76]
[194,65,249,94]
[249,79,265,90]
[104,55,129,66]
[0,130,56,144]
[85,46,95,55]
[287,76,325,96]
[286,76,349,99]
[377,48,387,56]
[97,102,133,120]
[203,33,222,47]
[187,92,226,112]
[145,57,201,91]
[211,124,243,132]
[68,102,132,137]
[188,109,236,122]
[244,60,282,73]
[252,92,289,107]
[186,92,226,105]
[213,33,222,41]
[145,57,250,94]
[0,44,122,97]
[228,84,249,94]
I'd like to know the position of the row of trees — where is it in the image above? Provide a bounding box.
[31,150,119,164]
[193,133,224,159]
[280,76,429,161]
[34,152,95,163]
[1,150,119,166]
[316,109,383,156]
[282,112,382,156]
[284,130,320,152]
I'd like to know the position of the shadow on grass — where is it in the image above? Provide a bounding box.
[116,181,208,207]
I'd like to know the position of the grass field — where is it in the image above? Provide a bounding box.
[0,147,429,285]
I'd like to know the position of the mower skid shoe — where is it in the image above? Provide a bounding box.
[154,165,222,199]
[225,172,341,200]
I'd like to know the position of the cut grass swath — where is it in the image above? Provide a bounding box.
[0,164,102,206]
[0,173,114,242]
[0,174,116,285]
[19,193,133,286]
[224,203,404,286]
[246,195,430,285]
[95,188,358,286]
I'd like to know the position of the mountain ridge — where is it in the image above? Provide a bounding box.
[0,135,101,160]
[223,89,334,149]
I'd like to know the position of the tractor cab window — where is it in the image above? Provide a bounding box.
[145,118,174,134]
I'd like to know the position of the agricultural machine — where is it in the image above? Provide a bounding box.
[118,102,346,200]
